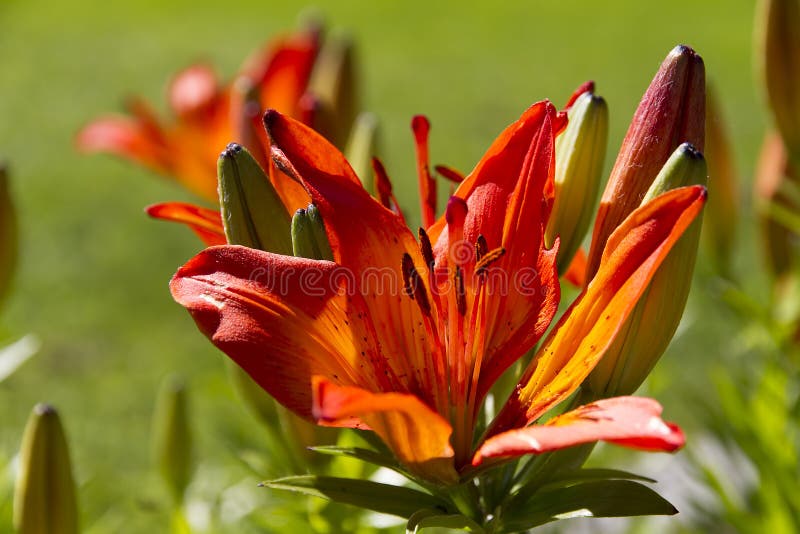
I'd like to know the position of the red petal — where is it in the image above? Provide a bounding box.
[75,116,170,175]
[563,80,595,110]
[265,110,441,401]
[146,202,225,246]
[170,245,399,419]
[168,64,220,118]
[489,186,707,436]
[473,396,684,465]
[313,377,458,484]
[563,247,588,287]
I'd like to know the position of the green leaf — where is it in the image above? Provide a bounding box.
[543,468,656,487]
[308,445,411,477]
[260,475,450,518]
[406,508,485,533]
[501,479,677,531]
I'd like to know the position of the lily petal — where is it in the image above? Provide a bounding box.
[472,397,683,465]
[313,376,458,484]
[488,185,707,436]
[168,64,220,118]
[170,245,394,419]
[265,110,441,401]
[146,202,225,246]
[75,116,170,175]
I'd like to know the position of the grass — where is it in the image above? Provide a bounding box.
[0,0,767,531]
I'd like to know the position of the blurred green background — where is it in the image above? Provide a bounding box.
[0,0,768,531]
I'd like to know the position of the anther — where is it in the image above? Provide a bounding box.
[455,266,466,316]
[476,247,506,276]
[418,228,435,271]
[435,164,465,183]
[401,253,432,314]
[475,235,488,262]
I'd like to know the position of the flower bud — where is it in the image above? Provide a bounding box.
[218,143,293,254]
[758,0,800,158]
[305,34,357,148]
[754,130,799,279]
[703,87,740,277]
[291,204,334,261]
[151,375,193,505]
[545,90,609,273]
[586,45,705,282]
[14,404,79,534]
[586,144,707,398]
[0,164,17,306]
[345,112,380,192]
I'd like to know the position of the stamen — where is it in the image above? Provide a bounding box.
[401,253,431,314]
[475,234,488,262]
[418,228,435,272]
[454,267,466,316]
[435,164,465,183]
[412,115,437,228]
[476,247,506,275]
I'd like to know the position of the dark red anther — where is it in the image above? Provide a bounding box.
[435,164,465,183]
[475,234,488,262]
[454,266,466,316]
[418,228,435,272]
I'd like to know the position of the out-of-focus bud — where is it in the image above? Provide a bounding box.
[754,130,799,279]
[703,87,740,277]
[218,143,293,254]
[585,45,705,282]
[758,0,800,158]
[305,34,357,148]
[151,375,193,505]
[345,112,380,192]
[545,89,609,274]
[0,164,17,306]
[13,404,79,534]
[291,204,334,261]
[586,144,707,398]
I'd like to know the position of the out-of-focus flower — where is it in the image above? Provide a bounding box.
[14,404,79,534]
[757,0,800,159]
[151,375,193,505]
[0,164,17,305]
[171,104,703,485]
[545,82,609,274]
[76,24,323,202]
[585,45,705,281]
[703,87,740,277]
[754,130,799,279]
[586,143,708,398]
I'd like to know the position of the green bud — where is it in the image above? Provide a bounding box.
[291,204,334,261]
[218,144,293,254]
[0,164,17,306]
[307,34,357,148]
[344,112,380,193]
[14,404,79,534]
[545,91,609,273]
[151,375,193,505]
[586,144,707,398]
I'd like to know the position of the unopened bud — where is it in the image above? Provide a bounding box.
[758,0,800,158]
[14,404,79,534]
[151,375,193,505]
[306,34,357,148]
[586,145,707,397]
[703,88,740,276]
[218,143,293,254]
[586,45,705,282]
[0,164,17,305]
[344,112,380,192]
[291,204,334,260]
[546,90,609,273]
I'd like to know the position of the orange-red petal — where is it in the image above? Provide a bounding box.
[563,247,588,287]
[75,116,171,175]
[170,245,399,419]
[146,202,225,246]
[488,185,707,436]
[313,376,458,484]
[265,110,441,401]
[472,397,684,465]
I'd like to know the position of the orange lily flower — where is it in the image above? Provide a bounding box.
[170,104,703,485]
[76,27,324,243]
